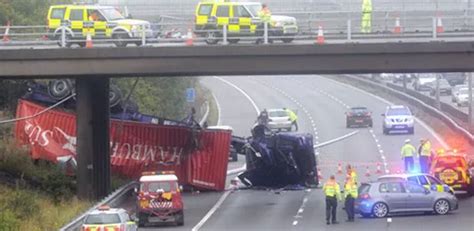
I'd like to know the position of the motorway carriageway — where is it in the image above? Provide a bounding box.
[123,75,474,231]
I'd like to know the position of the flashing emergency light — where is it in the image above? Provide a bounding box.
[142,171,176,176]
[98,205,110,211]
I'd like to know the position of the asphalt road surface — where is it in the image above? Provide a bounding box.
[123,75,474,231]
[197,76,474,231]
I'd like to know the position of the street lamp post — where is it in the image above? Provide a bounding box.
[469,73,473,131]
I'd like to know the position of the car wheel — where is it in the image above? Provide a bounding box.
[205,31,219,45]
[346,122,350,128]
[383,128,389,135]
[368,121,373,128]
[231,150,238,162]
[467,180,474,196]
[113,31,129,47]
[408,127,415,135]
[372,202,389,218]
[48,79,73,100]
[176,211,184,226]
[282,38,294,43]
[109,85,123,108]
[434,199,450,215]
[228,39,240,44]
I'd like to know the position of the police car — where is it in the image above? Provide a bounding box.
[136,171,184,227]
[81,206,137,231]
[378,173,454,195]
[381,105,415,134]
[430,150,474,196]
[195,0,298,44]
[47,4,153,47]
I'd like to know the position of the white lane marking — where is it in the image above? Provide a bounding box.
[194,77,262,231]
[211,92,222,126]
[293,221,298,226]
[314,130,359,149]
[323,76,449,149]
[214,76,260,115]
[192,190,232,231]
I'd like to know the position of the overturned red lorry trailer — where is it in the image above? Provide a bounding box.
[14,100,231,191]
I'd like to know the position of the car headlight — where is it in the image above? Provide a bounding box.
[131,25,138,31]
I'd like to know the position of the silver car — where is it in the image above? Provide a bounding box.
[267,109,292,131]
[451,84,468,102]
[355,181,458,218]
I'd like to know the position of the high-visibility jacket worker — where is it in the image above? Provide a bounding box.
[361,0,372,33]
[418,138,432,173]
[346,164,358,185]
[323,175,341,225]
[258,4,272,24]
[344,177,358,222]
[401,139,417,173]
[284,108,298,131]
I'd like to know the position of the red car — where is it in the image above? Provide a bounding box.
[136,171,184,226]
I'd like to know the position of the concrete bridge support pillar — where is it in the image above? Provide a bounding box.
[76,78,111,200]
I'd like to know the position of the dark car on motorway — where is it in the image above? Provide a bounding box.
[355,181,458,218]
[346,106,373,128]
[442,72,466,86]
[428,78,452,96]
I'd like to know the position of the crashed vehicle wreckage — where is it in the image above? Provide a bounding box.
[233,124,319,188]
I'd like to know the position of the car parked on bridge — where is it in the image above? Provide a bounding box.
[194,1,298,45]
[47,4,153,47]
[82,206,137,231]
[428,78,452,96]
[136,171,184,227]
[345,106,373,128]
[413,73,437,91]
[451,84,468,102]
[382,105,415,135]
[355,180,458,218]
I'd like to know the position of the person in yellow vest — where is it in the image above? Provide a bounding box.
[346,164,358,185]
[361,0,372,33]
[257,3,272,43]
[344,176,358,222]
[284,108,298,131]
[401,139,417,173]
[418,138,432,173]
[323,175,342,225]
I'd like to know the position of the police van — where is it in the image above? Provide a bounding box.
[47,4,153,47]
[195,0,298,44]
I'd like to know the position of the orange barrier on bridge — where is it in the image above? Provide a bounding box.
[14,99,231,191]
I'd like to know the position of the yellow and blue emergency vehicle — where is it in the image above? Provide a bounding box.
[194,0,298,44]
[378,173,455,195]
[47,4,153,47]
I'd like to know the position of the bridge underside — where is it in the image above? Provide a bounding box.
[1,42,474,78]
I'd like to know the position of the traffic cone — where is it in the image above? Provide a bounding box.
[85,32,93,48]
[393,17,401,34]
[365,166,371,177]
[376,162,382,174]
[337,163,343,174]
[436,17,444,33]
[2,21,11,42]
[186,28,194,46]
[316,25,324,45]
